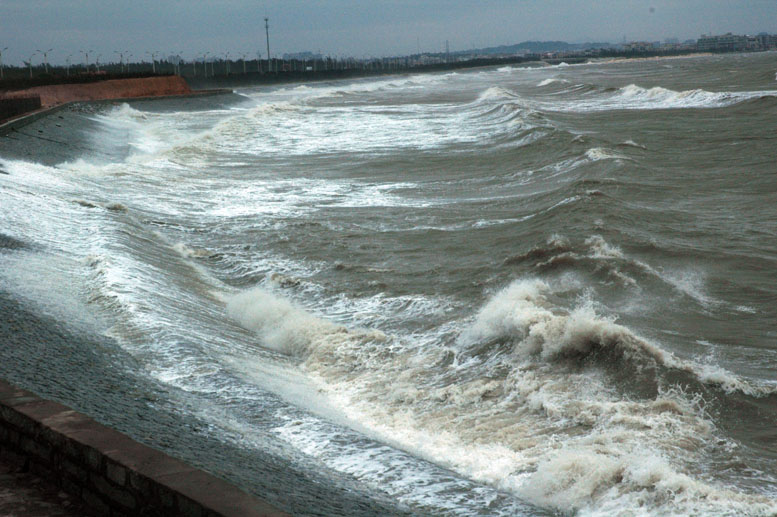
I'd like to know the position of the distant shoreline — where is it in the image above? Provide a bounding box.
[0,49,762,128]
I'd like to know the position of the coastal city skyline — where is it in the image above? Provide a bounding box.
[1,0,776,66]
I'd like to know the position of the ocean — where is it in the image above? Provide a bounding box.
[1,51,776,516]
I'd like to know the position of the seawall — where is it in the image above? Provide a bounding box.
[0,96,42,121]
[0,378,287,517]
[13,76,193,108]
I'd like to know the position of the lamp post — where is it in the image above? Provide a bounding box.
[27,52,37,78]
[147,51,157,74]
[203,52,209,78]
[224,52,230,75]
[0,47,7,80]
[96,54,102,72]
[126,53,133,73]
[66,54,72,76]
[172,51,183,75]
[36,48,53,74]
[114,51,124,72]
[81,50,92,72]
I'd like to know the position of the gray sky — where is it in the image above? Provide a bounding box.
[1,1,776,66]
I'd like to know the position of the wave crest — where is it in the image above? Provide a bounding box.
[612,84,777,109]
[227,286,386,356]
[461,279,775,396]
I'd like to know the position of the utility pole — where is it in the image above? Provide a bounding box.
[265,17,271,73]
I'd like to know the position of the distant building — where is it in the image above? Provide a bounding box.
[698,33,748,51]
[756,33,777,49]
[623,41,654,52]
[697,32,777,51]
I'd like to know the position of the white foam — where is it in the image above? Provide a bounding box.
[227,287,337,355]
[227,286,387,357]
[620,139,647,149]
[597,84,773,111]
[537,78,569,87]
[459,279,775,397]
[477,86,522,102]
[523,449,777,515]
[585,147,626,162]
[585,235,625,259]
[542,82,777,112]
[295,278,776,515]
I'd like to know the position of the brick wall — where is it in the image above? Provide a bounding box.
[0,379,286,517]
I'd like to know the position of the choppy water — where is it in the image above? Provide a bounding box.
[2,52,777,516]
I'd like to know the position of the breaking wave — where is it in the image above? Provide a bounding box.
[221,280,777,515]
[543,83,777,112]
[537,78,570,87]
[227,286,387,357]
[461,279,774,397]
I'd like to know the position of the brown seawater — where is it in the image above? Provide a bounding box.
[1,52,776,516]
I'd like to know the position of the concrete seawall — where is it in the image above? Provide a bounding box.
[11,76,193,108]
[0,378,287,517]
[0,89,234,137]
[0,76,233,127]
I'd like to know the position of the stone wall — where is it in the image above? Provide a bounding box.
[0,379,286,517]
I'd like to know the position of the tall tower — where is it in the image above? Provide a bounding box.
[265,17,271,73]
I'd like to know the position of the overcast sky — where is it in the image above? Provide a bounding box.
[1,1,776,66]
